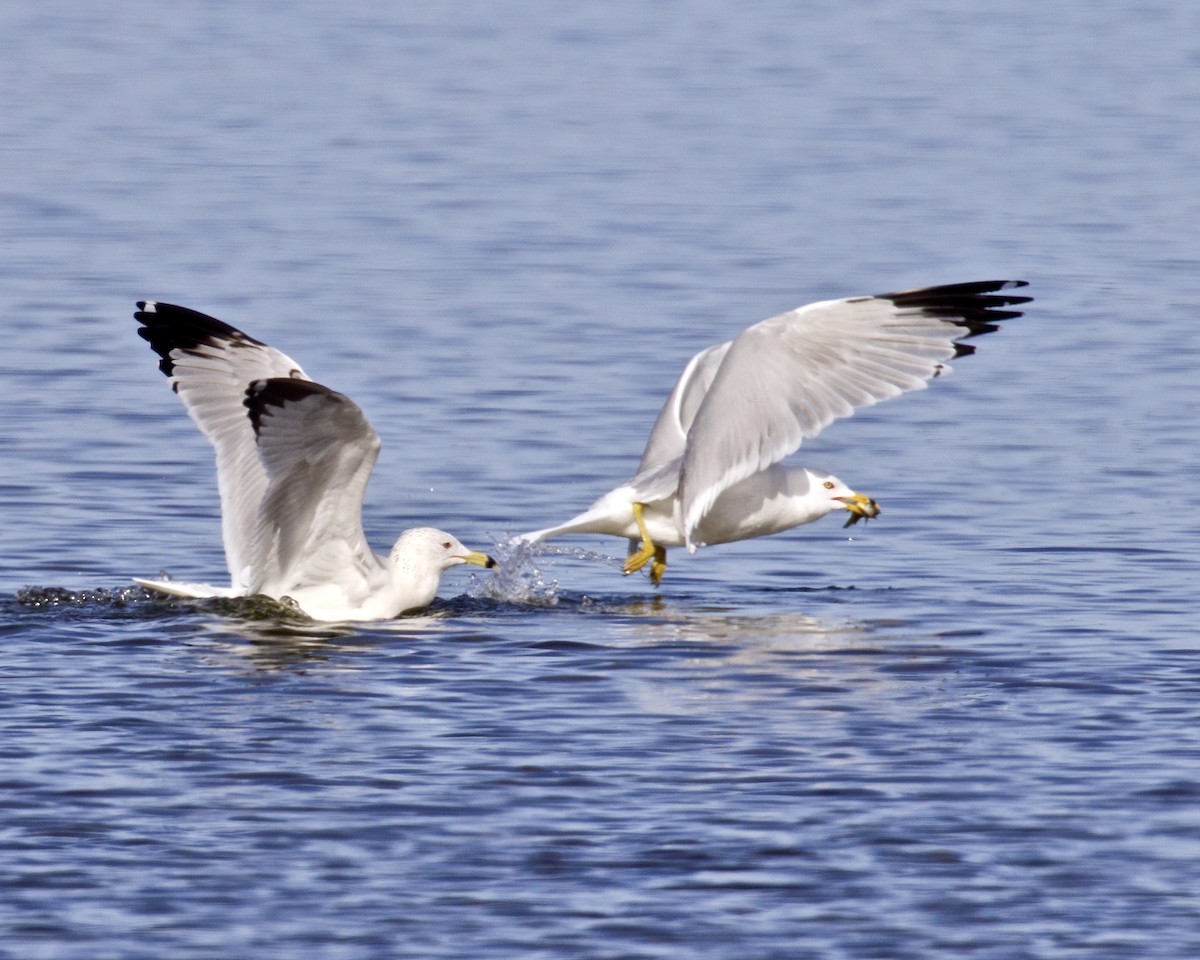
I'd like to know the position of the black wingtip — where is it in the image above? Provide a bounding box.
[244,377,338,437]
[135,301,264,379]
[875,280,1032,341]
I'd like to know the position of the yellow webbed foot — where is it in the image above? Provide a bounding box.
[624,542,655,576]
[649,546,668,587]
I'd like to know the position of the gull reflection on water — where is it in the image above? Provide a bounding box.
[549,593,942,721]
[185,598,479,671]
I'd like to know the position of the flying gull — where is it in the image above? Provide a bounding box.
[518,280,1031,585]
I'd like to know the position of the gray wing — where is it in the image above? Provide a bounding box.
[677,280,1031,545]
[243,378,381,596]
[136,302,309,589]
[630,346,730,558]
[636,341,732,474]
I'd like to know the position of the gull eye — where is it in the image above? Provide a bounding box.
[441,541,452,550]
[823,480,835,490]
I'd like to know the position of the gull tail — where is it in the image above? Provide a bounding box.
[133,577,240,600]
[512,520,589,545]
[513,502,623,545]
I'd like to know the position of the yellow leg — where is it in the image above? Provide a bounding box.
[623,503,669,586]
[623,503,655,575]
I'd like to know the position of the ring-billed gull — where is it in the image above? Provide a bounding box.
[518,280,1031,585]
[132,301,495,621]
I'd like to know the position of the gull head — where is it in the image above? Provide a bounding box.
[390,527,497,572]
[804,470,880,528]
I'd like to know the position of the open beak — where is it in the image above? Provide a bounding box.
[459,550,497,569]
[837,492,880,528]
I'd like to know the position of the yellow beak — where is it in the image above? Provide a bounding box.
[838,492,881,528]
[459,550,497,569]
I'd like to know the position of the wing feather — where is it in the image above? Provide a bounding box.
[677,281,1031,544]
[243,378,381,596]
[636,341,732,473]
[135,302,309,585]
[135,301,309,589]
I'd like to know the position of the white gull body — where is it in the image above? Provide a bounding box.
[133,302,494,621]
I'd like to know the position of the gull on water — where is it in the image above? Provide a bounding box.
[518,280,1031,585]
[133,302,494,621]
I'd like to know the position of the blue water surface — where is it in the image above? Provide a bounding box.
[1,1,1198,958]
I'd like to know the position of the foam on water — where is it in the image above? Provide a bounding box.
[15,584,149,609]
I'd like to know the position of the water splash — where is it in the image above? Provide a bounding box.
[467,536,636,606]
[15,585,150,609]
[12,583,307,626]
[467,536,564,605]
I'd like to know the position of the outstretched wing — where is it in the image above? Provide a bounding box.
[677,280,1031,546]
[636,341,732,474]
[136,301,310,589]
[243,378,381,596]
